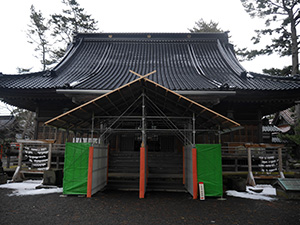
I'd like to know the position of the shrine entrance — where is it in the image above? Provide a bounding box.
[45,70,240,198]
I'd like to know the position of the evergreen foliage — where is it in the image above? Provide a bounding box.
[238,0,300,75]
[188,19,225,33]
[27,5,53,71]
[262,65,292,76]
[26,0,98,70]
[50,0,98,61]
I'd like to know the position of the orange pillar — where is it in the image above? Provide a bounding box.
[87,146,94,198]
[139,147,145,199]
[192,147,198,199]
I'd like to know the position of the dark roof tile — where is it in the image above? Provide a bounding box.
[1,33,300,92]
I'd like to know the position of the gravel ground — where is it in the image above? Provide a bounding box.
[1,188,300,225]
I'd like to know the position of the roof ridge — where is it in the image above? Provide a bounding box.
[0,70,49,77]
[249,72,300,81]
[74,32,229,42]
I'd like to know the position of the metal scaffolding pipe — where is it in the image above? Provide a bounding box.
[192,113,196,147]
[141,91,146,148]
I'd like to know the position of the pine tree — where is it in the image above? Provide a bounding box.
[188,19,226,33]
[27,5,53,71]
[50,0,98,62]
[238,0,300,75]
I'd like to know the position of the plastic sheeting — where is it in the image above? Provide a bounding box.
[196,144,223,197]
[91,145,108,195]
[184,145,194,197]
[63,143,90,195]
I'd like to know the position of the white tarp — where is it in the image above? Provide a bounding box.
[184,145,193,196]
[91,144,108,195]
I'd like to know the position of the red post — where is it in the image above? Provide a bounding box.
[192,147,198,199]
[87,146,94,198]
[139,147,145,199]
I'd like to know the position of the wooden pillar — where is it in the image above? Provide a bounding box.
[34,106,40,140]
[246,146,256,186]
[278,147,285,178]
[12,143,25,182]
[47,143,52,170]
[257,110,263,143]
[65,129,69,143]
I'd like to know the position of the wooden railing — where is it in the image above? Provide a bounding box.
[6,140,290,185]
[221,143,288,185]
[221,144,288,172]
[5,142,65,170]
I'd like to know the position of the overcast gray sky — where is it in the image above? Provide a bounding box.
[0,0,293,114]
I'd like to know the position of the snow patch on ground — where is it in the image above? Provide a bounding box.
[0,180,62,196]
[1,180,277,200]
[226,185,277,201]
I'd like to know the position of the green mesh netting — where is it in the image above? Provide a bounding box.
[63,143,91,195]
[196,144,223,197]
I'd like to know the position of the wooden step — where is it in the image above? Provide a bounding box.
[146,179,185,192]
[106,180,139,191]
[108,151,184,191]
[254,175,281,179]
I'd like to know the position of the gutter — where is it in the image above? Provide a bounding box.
[56,89,111,95]
[175,90,236,96]
[56,89,236,96]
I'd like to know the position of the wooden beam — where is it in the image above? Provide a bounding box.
[141,76,240,127]
[45,71,156,126]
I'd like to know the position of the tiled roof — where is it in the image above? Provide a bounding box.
[279,109,295,125]
[262,125,282,133]
[1,33,300,91]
